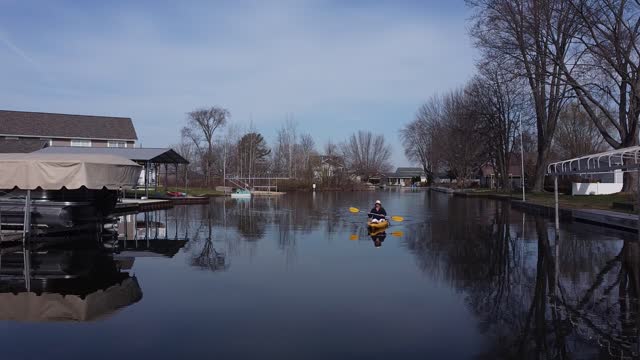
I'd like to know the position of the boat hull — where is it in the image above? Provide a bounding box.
[230,193,251,199]
[0,189,117,229]
[367,221,389,230]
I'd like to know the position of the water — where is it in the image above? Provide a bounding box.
[0,191,638,359]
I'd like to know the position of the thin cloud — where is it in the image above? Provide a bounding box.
[0,29,48,80]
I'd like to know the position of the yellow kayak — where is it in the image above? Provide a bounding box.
[367,220,389,230]
[368,227,387,237]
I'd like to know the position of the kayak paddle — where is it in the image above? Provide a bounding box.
[348,207,404,222]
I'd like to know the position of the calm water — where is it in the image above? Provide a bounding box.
[1,190,638,359]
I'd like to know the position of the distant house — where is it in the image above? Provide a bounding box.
[367,172,388,185]
[479,161,524,189]
[0,110,138,148]
[386,167,426,186]
[312,155,345,181]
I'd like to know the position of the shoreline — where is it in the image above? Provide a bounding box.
[430,187,640,233]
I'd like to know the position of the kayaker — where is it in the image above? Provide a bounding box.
[368,200,387,223]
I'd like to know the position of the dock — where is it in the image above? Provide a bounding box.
[113,196,208,215]
[251,191,285,196]
[114,199,173,215]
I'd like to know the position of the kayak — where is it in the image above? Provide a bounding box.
[368,227,387,237]
[367,220,389,230]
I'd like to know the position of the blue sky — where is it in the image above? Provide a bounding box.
[0,0,476,166]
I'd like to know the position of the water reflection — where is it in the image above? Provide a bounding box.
[0,241,142,322]
[370,230,387,248]
[0,210,193,322]
[2,192,640,358]
[403,197,639,359]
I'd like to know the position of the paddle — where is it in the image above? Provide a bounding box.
[348,207,404,222]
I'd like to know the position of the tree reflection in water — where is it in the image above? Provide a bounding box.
[403,200,639,359]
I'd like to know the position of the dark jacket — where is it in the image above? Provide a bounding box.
[368,206,387,221]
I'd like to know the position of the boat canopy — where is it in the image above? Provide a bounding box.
[0,277,142,322]
[0,153,141,190]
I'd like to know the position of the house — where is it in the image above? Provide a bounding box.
[367,172,388,185]
[479,161,524,189]
[312,155,345,181]
[386,167,426,186]
[0,110,137,148]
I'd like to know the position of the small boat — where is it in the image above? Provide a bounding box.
[367,220,389,230]
[230,189,251,199]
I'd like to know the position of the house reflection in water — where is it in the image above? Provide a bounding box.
[0,211,190,322]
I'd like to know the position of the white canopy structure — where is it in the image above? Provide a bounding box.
[546,146,640,237]
[547,146,640,176]
[0,153,141,190]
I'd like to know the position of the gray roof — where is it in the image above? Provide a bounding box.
[35,146,189,164]
[0,139,49,153]
[0,110,138,140]
[389,167,425,178]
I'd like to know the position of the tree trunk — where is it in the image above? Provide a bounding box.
[622,172,635,193]
[531,139,550,192]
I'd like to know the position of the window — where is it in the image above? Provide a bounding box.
[40,138,53,146]
[70,139,92,147]
[108,141,127,148]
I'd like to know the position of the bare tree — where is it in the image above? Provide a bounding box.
[324,140,340,157]
[273,118,297,177]
[440,88,489,186]
[553,102,609,159]
[169,137,196,189]
[467,63,530,190]
[557,0,640,190]
[294,133,316,181]
[400,98,443,184]
[181,106,229,187]
[468,0,577,191]
[341,130,392,179]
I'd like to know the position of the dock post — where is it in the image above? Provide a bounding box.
[637,171,640,241]
[175,164,179,193]
[553,176,560,301]
[145,161,150,198]
[185,165,189,195]
[554,176,559,232]
[22,190,31,245]
[22,189,31,292]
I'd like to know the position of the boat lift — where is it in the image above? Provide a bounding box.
[547,145,640,235]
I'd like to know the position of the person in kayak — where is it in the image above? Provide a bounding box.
[368,200,387,223]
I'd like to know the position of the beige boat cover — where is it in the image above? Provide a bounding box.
[0,153,141,190]
[0,277,142,322]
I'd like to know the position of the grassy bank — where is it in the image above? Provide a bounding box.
[461,189,634,213]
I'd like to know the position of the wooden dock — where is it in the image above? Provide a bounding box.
[114,199,173,215]
[251,191,285,196]
[169,196,209,204]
